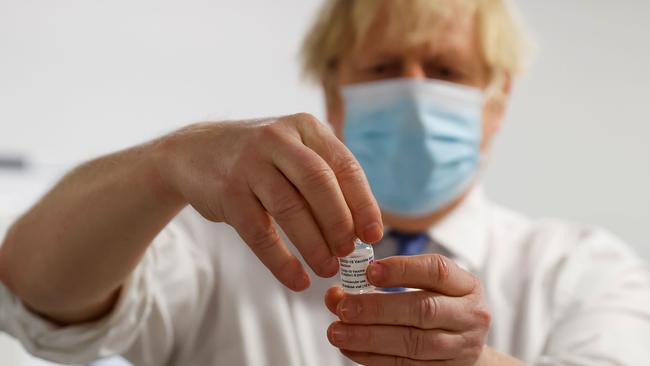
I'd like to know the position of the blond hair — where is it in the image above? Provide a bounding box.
[300,0,534,84]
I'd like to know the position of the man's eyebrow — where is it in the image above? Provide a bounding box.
[372,52,403,61]
[352,50,402,66]
[428,43,478,66]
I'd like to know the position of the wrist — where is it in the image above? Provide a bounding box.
[143,136,186,208]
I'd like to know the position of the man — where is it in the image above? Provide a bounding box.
[1,0,649,365]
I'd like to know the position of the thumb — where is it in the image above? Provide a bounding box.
[324,286,346,315]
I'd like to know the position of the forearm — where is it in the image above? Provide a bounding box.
[0,141,185,324]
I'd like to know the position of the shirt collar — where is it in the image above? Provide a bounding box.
[426,185,489,272]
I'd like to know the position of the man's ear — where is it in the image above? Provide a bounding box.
[501,71,512,98]
[481,72,512,150]
[487,72,512,131]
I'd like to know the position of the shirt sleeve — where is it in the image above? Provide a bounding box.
[0,209,215,366]
[534,229,650,366]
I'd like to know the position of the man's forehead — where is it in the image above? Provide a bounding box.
[352,7,479,61]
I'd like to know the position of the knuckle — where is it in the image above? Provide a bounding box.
[302,165,337,192]
[328,215,352,232]
[291,112,320,127]
[404,328,424,358]
[461,333,484,361]
[472,306,492,329]
[470,332,486,350]
[471,274,484,294]
[246,223,280,253]
[351,197,377,218]
[334,157,364,181]
[416,295,439,326]
[426,254,451,283]
[432,334,451,350]
[258,121,287,141]
[270,194,307,222]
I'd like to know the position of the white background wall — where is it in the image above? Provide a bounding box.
[486,0,650,260]
[1,0,649,363]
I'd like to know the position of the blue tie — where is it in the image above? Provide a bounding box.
[382,230,429,292]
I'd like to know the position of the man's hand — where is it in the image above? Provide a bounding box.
[0,112,382,325]
[154,113,383,291]
[324,254,491,365]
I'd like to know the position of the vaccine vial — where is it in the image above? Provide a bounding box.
[339,239,375,294]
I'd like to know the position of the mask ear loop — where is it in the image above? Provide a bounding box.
[481,69,510,136]
[473,70,506,186]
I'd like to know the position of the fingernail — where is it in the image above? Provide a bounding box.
[338,299,361,320]
[363,222,383,243]
[331,325,349,343]
[367,263,384,284]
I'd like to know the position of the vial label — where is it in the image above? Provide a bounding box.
[339,240,375,294]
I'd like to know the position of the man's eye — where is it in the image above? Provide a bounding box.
[369,62,399,76]
[426,64,463,81]
[439,67,456,78]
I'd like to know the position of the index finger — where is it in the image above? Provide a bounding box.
[367,255,478,296]
[324,287,476,331]
[293,114,384,244]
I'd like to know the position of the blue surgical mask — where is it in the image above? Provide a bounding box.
[343,78,483,217]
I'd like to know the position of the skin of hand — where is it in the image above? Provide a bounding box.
[155,114,384,290]
[0,113,383,324]
[324,254,525,365]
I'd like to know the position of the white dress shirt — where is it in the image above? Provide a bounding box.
[1,187,649,365]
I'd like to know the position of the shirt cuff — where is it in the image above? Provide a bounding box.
[0,251,154,365]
